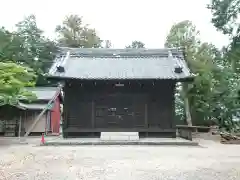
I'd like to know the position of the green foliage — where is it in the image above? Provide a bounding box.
[126,41,145,48]
[0,15,58,86]
[165,20,240,129]
[0,62,37,106]
[55,15,102,48]
[208,0,240,35]
[225,35,240,72]
[208,0,240,73]
[208,0,240,131]
[16,15,59,85]
[0,27,24,62]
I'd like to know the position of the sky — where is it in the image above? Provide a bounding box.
[0,0,230,49]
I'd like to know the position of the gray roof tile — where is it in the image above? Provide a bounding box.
[18,102,53,110]
[48,48,193,80]
[7,87,59,111]
[25,87,59,100]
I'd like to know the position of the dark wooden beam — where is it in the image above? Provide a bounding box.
[64,127,176,133]
[144,103,148,128]
[91,101,95,128]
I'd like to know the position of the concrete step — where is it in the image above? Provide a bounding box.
[100,132,139,141]
[42,137,199,146]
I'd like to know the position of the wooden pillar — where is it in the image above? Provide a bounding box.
[63,106,68,130]
[25,111,27,133]
[63,84,68,131]
[144,103,148,128]
[18,114,22,139]
[91,101,95,128]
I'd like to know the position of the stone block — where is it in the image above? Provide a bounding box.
[129,136,139,141]
[110,136,129,141]
[100,136,110,141]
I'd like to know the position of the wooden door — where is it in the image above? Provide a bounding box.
[95,93,135,128]
[114,94,134,128]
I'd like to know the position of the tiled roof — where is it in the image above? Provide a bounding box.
[18,102,53,110]
[48,48,193,80]
[25,87,59,100]
[16,87,60,110]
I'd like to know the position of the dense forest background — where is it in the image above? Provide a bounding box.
[0,0,239,131]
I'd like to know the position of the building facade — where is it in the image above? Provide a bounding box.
[48,48,193,138]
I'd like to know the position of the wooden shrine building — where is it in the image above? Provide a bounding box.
[47,48,193,138]
[0,87,62,136]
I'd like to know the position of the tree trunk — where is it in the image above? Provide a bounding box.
[231,59,237,72]
[182,83,192,126]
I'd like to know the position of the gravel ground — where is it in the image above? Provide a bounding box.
[0,140,240,180]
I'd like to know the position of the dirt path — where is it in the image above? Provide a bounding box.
[0,140,240,179]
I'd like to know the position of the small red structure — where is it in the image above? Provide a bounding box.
[20,87,63,136]
[50,95,61,134]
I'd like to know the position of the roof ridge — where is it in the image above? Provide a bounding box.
[56,48,184,57]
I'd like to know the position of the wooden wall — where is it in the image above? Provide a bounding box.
[63,79,176,137]
[0,106,48,136]
[23,111,48,133]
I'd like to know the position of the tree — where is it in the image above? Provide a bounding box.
[0,15,58,86]
[166,20,240,130]
[208,0,240,131]
[0,27,24,63]
[207,0,240,35]
[208,0,240,72]
[15,15,58,85]
[0,62,37,106]
[165,20,201,126]
[103,40,112,48]
[55,14,102,48]
[126,41,145,48]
